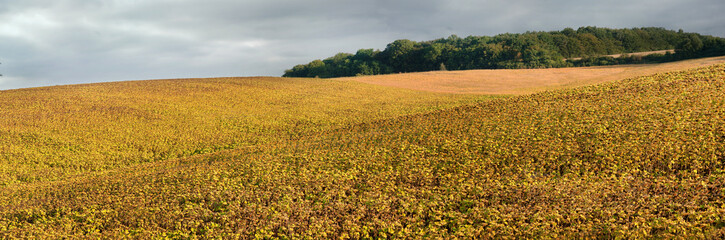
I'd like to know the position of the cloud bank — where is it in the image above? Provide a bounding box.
[1,0,723,90]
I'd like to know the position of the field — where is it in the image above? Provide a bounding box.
[1,60,725,238]
[342,55,725,94]
[0,78,487,186]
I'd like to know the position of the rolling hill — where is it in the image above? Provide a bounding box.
[0,78,485,186]
[2,60,725,238]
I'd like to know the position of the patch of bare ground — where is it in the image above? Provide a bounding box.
[339,55,725,95]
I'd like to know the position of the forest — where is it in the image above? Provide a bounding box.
[283,27,725,78]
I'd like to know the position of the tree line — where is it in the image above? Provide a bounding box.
[283,27,725,78]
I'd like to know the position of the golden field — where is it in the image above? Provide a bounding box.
[0,77,487,186]
[1,60,725,238]
[342,55,725,94]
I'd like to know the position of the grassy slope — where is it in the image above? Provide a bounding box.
[1,64,724,238]
[0,77,486,186]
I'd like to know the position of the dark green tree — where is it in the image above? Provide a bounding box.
[283,27,725,78]
[676,34,704,58]
[382,39,418,72]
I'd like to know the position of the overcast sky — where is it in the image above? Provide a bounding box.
[1,0,723,90]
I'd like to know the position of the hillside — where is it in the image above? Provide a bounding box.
[0,78,486,186]
[3,58,721,187]
[2,62,725,238]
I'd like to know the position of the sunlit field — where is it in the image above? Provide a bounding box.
[342,55,725,94]
[1,62,725,238]
[0,78,487,186]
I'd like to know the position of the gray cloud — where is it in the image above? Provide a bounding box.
[1,0,723,90]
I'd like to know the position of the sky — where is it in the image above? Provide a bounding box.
[1,0,724,90]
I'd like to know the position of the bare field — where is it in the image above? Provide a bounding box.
[340,56,725,94]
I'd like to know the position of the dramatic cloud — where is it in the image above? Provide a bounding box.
[1,0,723,90]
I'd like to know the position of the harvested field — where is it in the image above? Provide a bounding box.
[341,55,725,94]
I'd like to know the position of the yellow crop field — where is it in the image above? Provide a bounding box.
[0,77,488,186]
[1,62,725,238]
